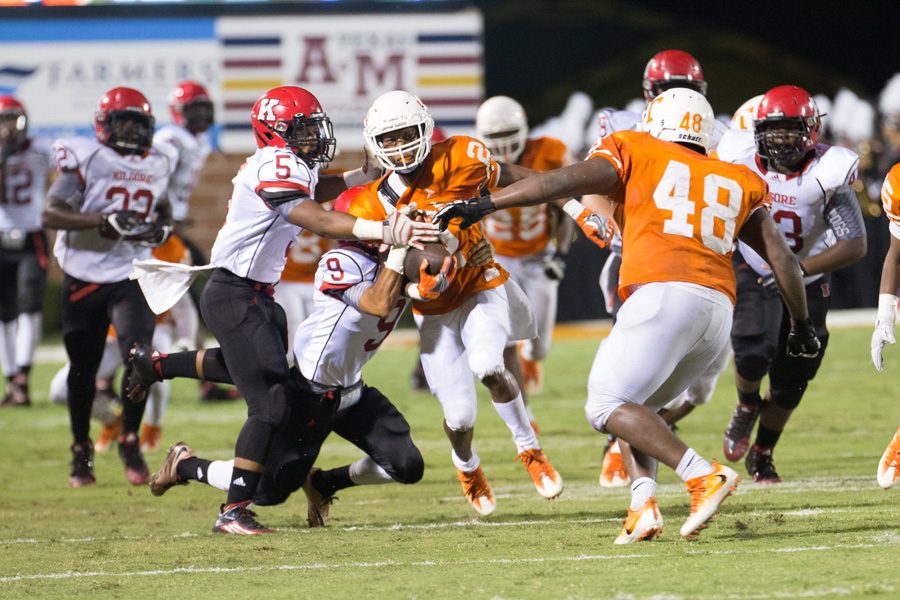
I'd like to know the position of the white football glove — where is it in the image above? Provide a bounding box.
[382,202,439,249]
[872,294,898,372]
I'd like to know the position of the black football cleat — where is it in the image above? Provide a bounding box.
[118,432,150,485]
[723,402,760,462]
[745,445,782,484]
[127,343,162,402]
[69,440,96,488]
[212,502,274,535]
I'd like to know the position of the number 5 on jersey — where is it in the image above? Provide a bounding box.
[652,160,742,254]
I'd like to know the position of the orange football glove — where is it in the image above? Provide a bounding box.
[415,256,457,301]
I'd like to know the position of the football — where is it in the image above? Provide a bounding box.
[404,242,451,283]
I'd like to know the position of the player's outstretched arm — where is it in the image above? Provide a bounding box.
[740,208,819,358]
[357,247,407,319]
[287,199,437,247]
[872,235,900,371]
[491,157,619,211]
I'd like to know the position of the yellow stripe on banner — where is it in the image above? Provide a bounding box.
[417,75,481,87]
[223,79,283,91]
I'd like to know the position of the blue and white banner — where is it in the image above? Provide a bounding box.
[0,10,483,153]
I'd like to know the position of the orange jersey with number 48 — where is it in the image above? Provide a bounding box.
[588,130,769,304]
[386,136,507,315]
[485,137,567,257]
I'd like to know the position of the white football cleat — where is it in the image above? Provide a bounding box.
[877,427,900,489]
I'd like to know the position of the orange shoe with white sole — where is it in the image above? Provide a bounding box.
[599,438,629,488]
[877,427,900,489]
[614,498,663,545]
[457,466,495,516]
[95,418,122,453]
[518,448,563,499]
[140,424,162,452]
[680,462,740,539]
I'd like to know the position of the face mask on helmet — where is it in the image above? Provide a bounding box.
[101,111,155,155]
[645,78,708,101]
[755,118,816,171]
[180,99,214,134]
[274,113,336,166]
[364,91,434,173]
[0,110,27,154]
[476,96,528,163]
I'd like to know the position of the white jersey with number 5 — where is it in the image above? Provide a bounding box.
[293,245,407,389]
[717,129,861,283]
[0,137,54,232]
[52,137,176,282]
[210,146,318,284]
[153,124,212,223]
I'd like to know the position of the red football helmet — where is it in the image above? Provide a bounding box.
[642,50,707,101]
[754,85,821,171]
[94,87,155,155]
[0,95,28,153]
[169,81,214,134]
[251,86,335,165]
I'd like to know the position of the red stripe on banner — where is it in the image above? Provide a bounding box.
[224,59,282,68]
[225,101,256,111]
[419,98,481,106]
[418,56,481,65]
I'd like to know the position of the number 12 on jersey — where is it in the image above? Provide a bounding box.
[652,160,743,254]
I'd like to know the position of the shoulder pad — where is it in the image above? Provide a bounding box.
[815,144,859,191]
[713,130,755,163]
[52,137,99,172]
[318,247,378,292]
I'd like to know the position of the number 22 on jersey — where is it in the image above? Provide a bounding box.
[652,160,742,254]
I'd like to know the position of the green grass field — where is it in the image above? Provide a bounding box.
[1,326,898,599]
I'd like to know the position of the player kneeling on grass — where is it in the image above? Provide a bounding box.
[129,193,460,530]
[434,88,819,542]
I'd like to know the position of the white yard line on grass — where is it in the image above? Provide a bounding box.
[1,539,897,584]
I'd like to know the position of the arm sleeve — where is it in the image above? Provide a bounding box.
[824,183,865,241]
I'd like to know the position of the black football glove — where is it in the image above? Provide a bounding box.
[432,189,496,231]
[786,317,821,358]
[543,251,567,281]
[98,210,145,240]
[136,222,173,248]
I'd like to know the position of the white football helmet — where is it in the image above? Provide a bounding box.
[476,95,528,163]
[364,90,434,172]
[731,94,764,131]
[641,87,715,152]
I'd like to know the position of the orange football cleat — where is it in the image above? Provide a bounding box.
[518,448,563,499]
[95,418,122,453]
[599,438,629,488]
[614,498,663,545]
[457,466,495,515]
[140,424,163,452]
[877,427,900,489]
[680,462,740,538]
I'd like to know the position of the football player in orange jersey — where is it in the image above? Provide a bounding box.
[871,163,900,489]
[476,96,576,409]
[435,88,820,541]
[361,90,604,515]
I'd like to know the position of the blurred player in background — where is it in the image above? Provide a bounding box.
[43,86,175,487]
[718,86,865,483]
[477,95,576,414]
[868,163,900,490]
[0,96,53,407]
[434,88,820,542]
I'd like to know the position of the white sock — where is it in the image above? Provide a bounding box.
[97,338,122,381]
[451,449,480,473]
[609,438,621,454]
[207,459,234,492]
[349,456,394,485]
[675,448,714,482]
[629,477,657,511]
[0,320,16,377]
[492,394,539,453]
[14,312,41,372]
[50,364,70,406]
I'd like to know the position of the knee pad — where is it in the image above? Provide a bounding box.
[734,353,770,382]
[394,451,425,485]
[443,401,476,432]
[469,350,504,381]
[770,381,807,411]
[685,376,716,407]
[248,383,291,427]
[584,392,625,433]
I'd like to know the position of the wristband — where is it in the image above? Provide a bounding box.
[385,246,408,274]
[351,218,384,241]
[405,282,424,301]
[562,199,586,221]
[877,293,898,324]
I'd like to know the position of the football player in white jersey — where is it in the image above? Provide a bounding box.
[0,96,53,407]
[594,49,733,488]
[128,85,435,534]
[719,86,866,483]
[133,191,454,527]
[42,87,176,488]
